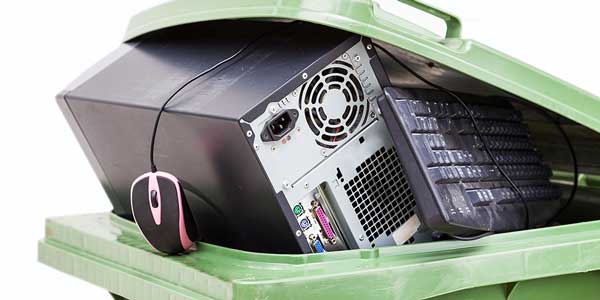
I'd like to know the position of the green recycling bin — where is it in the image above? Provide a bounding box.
[39,1,600,299]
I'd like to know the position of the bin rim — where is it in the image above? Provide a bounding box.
[124,0,600,134]
[39,212,600,300]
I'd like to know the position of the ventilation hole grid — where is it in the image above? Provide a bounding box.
[299,60,369,149]
[343,147,416,247]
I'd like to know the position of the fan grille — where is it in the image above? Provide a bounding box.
[300,60,369,148]
[343,147,416,247]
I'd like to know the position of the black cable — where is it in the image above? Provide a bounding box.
[543,114,578,225]
[448,231,494,241]
[469,88,578,224]
[373,43,530,234]
[148,29,280,172]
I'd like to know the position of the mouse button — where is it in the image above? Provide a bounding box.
[156,177,179,199]
[131,177,150,206]
[156,176,181,222]
[131,178,156,230]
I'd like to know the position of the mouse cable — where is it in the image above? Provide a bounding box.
[148,25,292,173]
[373,43,530,236]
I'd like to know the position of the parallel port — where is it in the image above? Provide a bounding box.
[314,206,335,240]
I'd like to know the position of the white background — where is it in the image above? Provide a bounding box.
[0,1,598,299]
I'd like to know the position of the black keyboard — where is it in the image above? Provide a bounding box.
[379,87,561,235]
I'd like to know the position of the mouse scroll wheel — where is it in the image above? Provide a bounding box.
[150,190,159,208]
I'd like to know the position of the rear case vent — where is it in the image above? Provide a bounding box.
[300,60,369,149]
[343,146,416,247]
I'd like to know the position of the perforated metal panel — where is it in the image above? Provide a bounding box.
[343,146,416,247]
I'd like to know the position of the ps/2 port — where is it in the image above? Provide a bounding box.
[293,204,304,216]
[261,109,299,141]
[300,218,311,231]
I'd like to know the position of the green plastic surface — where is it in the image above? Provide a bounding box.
[125,0,600,134]
[554,170,600,190]
[39,213,600,300]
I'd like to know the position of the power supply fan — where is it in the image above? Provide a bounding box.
[299,60,369,149]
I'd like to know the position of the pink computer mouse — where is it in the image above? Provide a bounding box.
[130,171,198,254]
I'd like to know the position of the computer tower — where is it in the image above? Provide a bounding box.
[57,21,419,253]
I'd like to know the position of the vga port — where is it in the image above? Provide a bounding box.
[312,238,326,253]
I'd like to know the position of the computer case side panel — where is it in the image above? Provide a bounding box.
[64,97,304,253]
[57,91,129,217]
[55,43,140,217]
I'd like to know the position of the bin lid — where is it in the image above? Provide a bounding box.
[124,0,600,133]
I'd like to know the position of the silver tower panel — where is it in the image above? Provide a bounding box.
[246,39,418,251]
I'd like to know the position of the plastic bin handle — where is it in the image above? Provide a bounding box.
[384,0,463,39]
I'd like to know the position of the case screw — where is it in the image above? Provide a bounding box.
[366,44,373,50]
[320,149,328,156]
[302,73,308,79]
[359,235,365,241]
[283,181,291,190]
[271,145,277,151]
[304,182,309,189]
[343,53,349,59]
[354,55,361,62]
[254,144,260,151]
[246,130,253,137]
[370,111,376,119]
[296,230,302,237]
[270,105,279,114]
